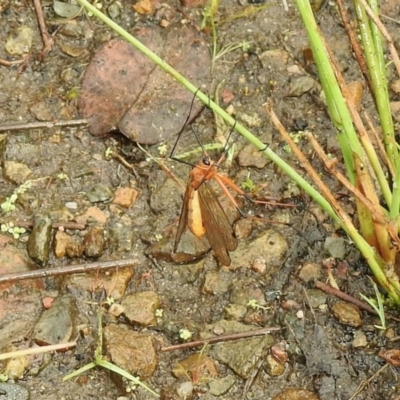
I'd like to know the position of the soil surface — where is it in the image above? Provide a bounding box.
[0,0,400,399]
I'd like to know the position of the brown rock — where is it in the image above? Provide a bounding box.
[172,354,218,381]
[332,302,362,327]
[273,389,319,400]
[83,226,105,258]
[122,291,160,326]
[2,161,32,185]
[76,206,108,224]
[104,324,157,379]
[133,0,154,14]
[113,187,139,208]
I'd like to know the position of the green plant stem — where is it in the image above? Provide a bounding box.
[296,0,363,184]
[354,0,397,169]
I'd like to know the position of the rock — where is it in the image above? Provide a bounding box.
[264,354,285,376]
[202,320,275,379]
[2,161,32,185]
[0,383,29,400]
[86,183,113,203]
[202,270,233,295]
[122,291,160,326]
[229,277,267,307]
[287,76,315,97]
[238,144,268,168]
[149,178,181,213]
[133,0,154,14]
[54,231,81,258]
[76,206,108,224]
[172,353,218,381]
[58,266,133,300]
[324,236,346,259]
[103,324,157,379]
[0,134,7,159]
[208,374,236,396]
[29,100,56,121]
[298,262,322,282]
[273,389,319,400]
[26,214,53,267]
[32,294,78,345]
[230,229,288,272]
[352,330,367,348]
[332,302,362,327]
[305,289,327,308]
[177,381,193,399]
[107,221,136,253]
[259,49,289,70]
[112,187,139,208]
[83,226,105,258]
[5,25,33,55]
[224,304,247,321]
[1,345,29,380]
[0,235,39,291]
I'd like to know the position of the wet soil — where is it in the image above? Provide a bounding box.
[1,0,400,399]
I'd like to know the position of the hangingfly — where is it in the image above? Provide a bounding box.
[174,154,241,266]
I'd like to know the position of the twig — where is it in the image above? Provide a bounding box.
[0,119,88,133]
[0,341,76,361]
[0,59,26,67]
[363,111,395,177]
[11,220,86,231]
[137,143,185,191]
[306,132,386,226]
[0,258,139,284]
[349,363,389,400]
[33,0,53,58]
[314,280,400,322]
[160,326,282,352]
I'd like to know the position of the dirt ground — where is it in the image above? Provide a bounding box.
[0,0,400,399]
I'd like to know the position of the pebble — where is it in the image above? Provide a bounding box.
[103,324,157,379]
[26,214,53,266]
[324,236,346,259]
[2,161,32,185]
[5,26,33,55]
[112,187,139,208]
[352,330,367,348]
[122,291,160,326]
[83,226,105,258]
[332,302,362,327]
[32,294,77,345]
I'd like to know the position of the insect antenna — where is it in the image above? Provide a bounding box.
[170,89,203,167]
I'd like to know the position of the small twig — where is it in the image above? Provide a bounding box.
[160,326,282,352]
[11,220,86,231]
[314,280,400,322]
[349,363,389,400]
[0,119,88,133]
[0,341,76,361]
[0,58,26,67]
[306,132,386,225]
[0,258,140,284]
[302,286,317,323]
[363,111,395,177]
[137,143,185,191]
[33,0,53,58]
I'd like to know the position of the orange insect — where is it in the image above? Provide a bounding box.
[173,146,247,266]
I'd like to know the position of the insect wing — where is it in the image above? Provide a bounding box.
[174,181,193,252]
[198,182,238,266]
